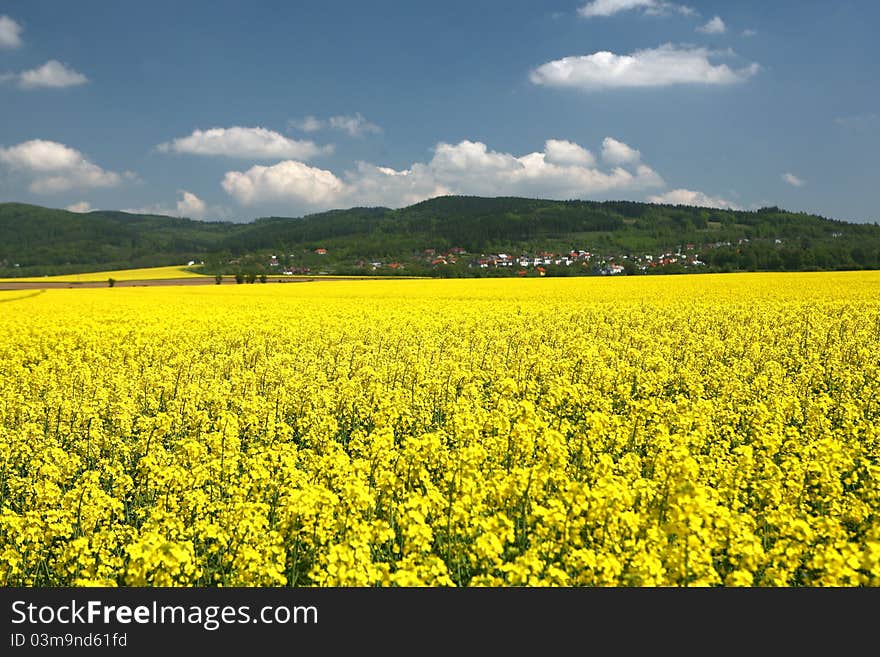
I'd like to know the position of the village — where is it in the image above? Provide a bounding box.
[266,242,721,276]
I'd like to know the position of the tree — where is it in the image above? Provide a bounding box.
[738,249,758,271]
[214,274,223,285]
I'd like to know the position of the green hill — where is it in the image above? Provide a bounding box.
[1,196,879,277]
[0,202,245,276]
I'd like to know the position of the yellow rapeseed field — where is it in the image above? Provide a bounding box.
[0,265,207,283]
[1,272,878,586]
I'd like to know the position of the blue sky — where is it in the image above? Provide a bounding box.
[0,0,877,223]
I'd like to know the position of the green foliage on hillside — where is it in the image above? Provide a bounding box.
[1,196,879,277]
[0,203,244,275]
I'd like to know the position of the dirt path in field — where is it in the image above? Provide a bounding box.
[0,276,322,290]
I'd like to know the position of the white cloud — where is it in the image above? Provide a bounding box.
[697,16,726,34]
[289,113,382,137]
[601,137,640,165]
[65,201,93,213]
[157,126,331,160]
[176,190,207,219]
[530,44,760,90]
[579,0,655,16]
[0,139,127,193]
[289,116,324,133]
[741,29,757,37]
[647,188,740,209]
[544,139,596,166]
[577,0,694,18]
[782,172,805,187]
[328,113,382,137]
[0,15,23,49]
[834,113,877,128]
[222,160,347,207]
[123,191,222,220]
[19,60,88,89]
[122,204,170,216]
[222,137,665,211]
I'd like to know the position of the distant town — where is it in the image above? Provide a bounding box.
[257,240,782,277]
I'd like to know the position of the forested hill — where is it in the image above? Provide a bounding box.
[1,196,879,277]
[0,202,241,275]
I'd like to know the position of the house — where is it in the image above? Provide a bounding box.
[315,248,328,255]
